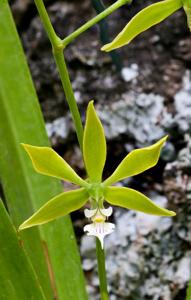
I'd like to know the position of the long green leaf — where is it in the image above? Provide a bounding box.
[0,200,47,300]
[102,0,182,51]
[105,187,176,216]
[83,101,106,183]
[104,136,167,186]
[19,188,89,230]
[0,2,88,300]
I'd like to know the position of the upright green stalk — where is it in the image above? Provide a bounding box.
[34,0,84,151]
[53,50,84,151]
[32,0,129,298]
[96,239,109,300]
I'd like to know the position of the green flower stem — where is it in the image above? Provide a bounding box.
[96,238,109,300]
[53,50,84,151]
[62,0,131,48]
[34,0,83,150]
[34,0,61,47]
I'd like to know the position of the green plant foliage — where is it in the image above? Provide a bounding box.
[0,200,47,300]
[0,2,88,299]
[83,101,106,183]
[104,187,175,216]
[22,144,87,186]
[103,136,168,186]
[19,189,89,230]
[102,0,182,51]
[19,102,175,234]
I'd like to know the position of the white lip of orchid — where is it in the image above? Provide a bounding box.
[84,206,114,248]
[84,222,115,249]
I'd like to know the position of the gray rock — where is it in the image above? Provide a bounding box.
[121,64,139,83]
[97,92,166,146]
[164,71,191,134]
[81,235,96,259]
[46,115,72,145]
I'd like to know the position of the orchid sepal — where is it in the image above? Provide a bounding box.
[22,143,88,187]
[19,188,89,231]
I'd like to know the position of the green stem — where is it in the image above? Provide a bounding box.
[62,0,130,48]
[96,238,109,300]
[33,0,83,150]
[34,0,61,47]
[53,50,84,150]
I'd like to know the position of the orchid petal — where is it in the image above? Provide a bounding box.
[100,207,113,217]
[19,188,89,230]
[102,0,182,51]
[105,186,176,217]
[104,136,167,186]
[84,208,97,218]
[183,3,191,30]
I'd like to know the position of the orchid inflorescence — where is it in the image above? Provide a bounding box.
[19,101,175,248]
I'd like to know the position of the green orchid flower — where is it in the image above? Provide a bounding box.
[101,0,190,52]
[19,101,175,248]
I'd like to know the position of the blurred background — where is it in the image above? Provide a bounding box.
[10,0,191,299]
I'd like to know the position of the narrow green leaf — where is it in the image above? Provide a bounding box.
[0,2,88,299]
[19,188,89,230]
[104,136,167,186]
[0,200,46,300]
[22,144,87,187]
[83,101,106,182]
[102,0,182,51]
[105,187,176,216]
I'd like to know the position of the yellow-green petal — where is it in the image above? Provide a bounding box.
[22,144,87,187]
[83,101,106,183]
[19,188,89,230]
[104,136,167,186]
[183,0,191,30]
[105,186,176,216]
[101,0,182,51]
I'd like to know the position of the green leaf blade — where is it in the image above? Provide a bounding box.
[102,0,182,51]
[22,144,87,187]
[104,136,167,186]
[83,101,106,182]
[19,188,89,230]
[105,186,176,216]
[0,200,46,300]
